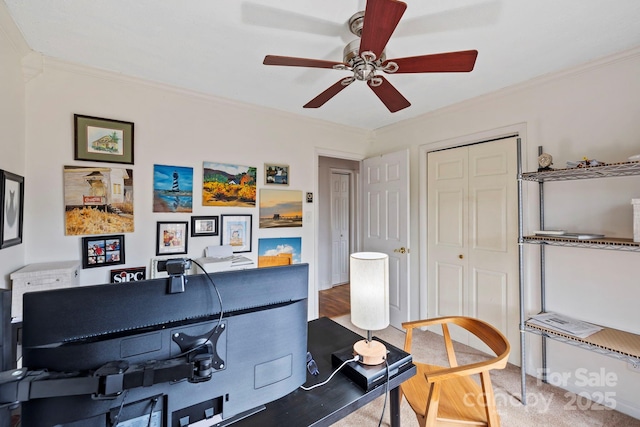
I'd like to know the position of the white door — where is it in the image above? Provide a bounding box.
[331,172,350,285]
[362,149,410,329]
[427,137,519,362]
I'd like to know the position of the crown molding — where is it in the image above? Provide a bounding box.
[378,45,640,133]
[43,56,371,138]
[0,1,31,56]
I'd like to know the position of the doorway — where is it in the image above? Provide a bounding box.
[317,156,360,298]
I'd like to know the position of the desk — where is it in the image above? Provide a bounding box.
[234,317,416,427]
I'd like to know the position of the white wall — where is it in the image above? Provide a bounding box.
[371,47,640,418]
[0,3,28,288]
[21,58,371,318]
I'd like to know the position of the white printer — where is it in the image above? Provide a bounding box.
[192,245,254,273]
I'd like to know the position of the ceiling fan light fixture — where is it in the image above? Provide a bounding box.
[348,11,365,37]
[353,61,376,81]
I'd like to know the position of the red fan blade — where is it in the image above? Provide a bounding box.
[359,0,407,60]
[385,50,478,73]
[304,79,354,109]
[368,76,410,113]
[263,55,346,69]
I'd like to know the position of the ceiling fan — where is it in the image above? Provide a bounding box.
[263,0,478,113]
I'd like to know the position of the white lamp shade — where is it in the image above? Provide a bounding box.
[350,252,389,332]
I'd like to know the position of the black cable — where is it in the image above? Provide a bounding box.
[111,390,129,427]
[377,359,390,427]
[147,396,159,427]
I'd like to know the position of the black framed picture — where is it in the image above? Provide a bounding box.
[74,114,134,164]
[156,221,188,255]
[191,215,219,237]
[221,214,252,253]
[0,170,24,249]
[82,234,125,269]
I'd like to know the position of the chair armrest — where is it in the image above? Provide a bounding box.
[421,354,509,383]
[402,316,463,331]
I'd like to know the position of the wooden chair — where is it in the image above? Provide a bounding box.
[400,316,511,427]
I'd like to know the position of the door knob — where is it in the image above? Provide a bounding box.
[459,254,464,259]
[394,247,408,254]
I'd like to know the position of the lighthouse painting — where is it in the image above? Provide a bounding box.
[153,164,193,213]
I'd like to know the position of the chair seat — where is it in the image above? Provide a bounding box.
[402,362,488,426]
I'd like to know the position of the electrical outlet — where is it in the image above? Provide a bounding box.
[628,360,640,373]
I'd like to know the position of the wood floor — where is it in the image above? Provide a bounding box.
[318,283,350,318]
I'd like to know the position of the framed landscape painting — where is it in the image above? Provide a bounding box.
[74,114,134,164]
[258,237,301,267]
[259,189,303,228]
[202,162,256,207]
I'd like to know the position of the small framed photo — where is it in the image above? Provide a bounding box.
[264,163,289,185]
[221,215,252,253]
[156,221,188,255]
[0,170,24,249]
[191,215,219,237]
[82,234,125,269]
[74,114,134,164]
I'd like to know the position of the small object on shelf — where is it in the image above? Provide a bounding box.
[561,232,605,240]
[528,312,602,339]
[534,230,565,236]
[537,153,553,170]
[566,157,604,168]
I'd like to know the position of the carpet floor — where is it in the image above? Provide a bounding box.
[329,315,640,427]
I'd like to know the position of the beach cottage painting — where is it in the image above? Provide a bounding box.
[63,166,134,235]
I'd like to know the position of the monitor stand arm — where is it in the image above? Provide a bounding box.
[0,353,213,406]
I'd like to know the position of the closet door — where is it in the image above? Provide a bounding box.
[427,138,519,359]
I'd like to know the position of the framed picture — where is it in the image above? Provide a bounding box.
[202,162,257,207]
[153,164,193,213]
[264,163,289,185]
[0,170,24,249]
[64,166,134,235]
[221,215,252,253]
[258,237,301,267]
[191,215,219,237]
[259,189,303,228]
[74,114,134,164]
[82,234,125,269]
[156,221,188,255]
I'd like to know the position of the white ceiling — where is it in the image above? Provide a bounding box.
[4,0,640,130]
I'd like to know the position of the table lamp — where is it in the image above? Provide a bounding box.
[350,252,389,365]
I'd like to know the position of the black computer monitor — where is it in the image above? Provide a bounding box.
[18,263,309,427]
